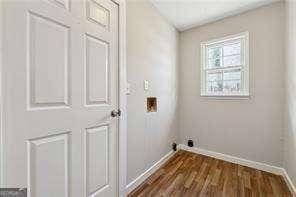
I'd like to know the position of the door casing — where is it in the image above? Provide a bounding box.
[0,0,3,190]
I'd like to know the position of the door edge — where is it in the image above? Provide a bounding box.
[0,0,4,188]
[116,0,127,197]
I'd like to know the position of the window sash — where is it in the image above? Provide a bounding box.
[200,32,249,97]
[205,67,244,94]
[205,39,245,69]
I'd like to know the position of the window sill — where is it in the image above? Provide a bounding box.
[200,94,251,100]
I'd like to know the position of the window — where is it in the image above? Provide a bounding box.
[200,32,249,97]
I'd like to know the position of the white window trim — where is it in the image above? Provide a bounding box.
[200,31,250,98]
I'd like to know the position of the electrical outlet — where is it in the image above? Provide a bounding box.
[172,143,177,151]
[188,140,194,147]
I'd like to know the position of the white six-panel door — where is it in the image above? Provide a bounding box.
[2,0,118,196]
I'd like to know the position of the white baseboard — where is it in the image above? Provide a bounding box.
[178,144,296,196]
[178,144,283,174]
[125,150,175,194]
[282,169,296,196]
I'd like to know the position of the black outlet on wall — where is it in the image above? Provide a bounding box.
[172,143,177,151]
[188,140,194,147]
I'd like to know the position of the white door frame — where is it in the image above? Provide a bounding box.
[0,0,4,189]
[116,0,127,196]
[0,1,127,196]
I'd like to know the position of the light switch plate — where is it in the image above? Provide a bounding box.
[126,82,131,95]
[144,80,149,91]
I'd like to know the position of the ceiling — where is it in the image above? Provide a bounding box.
[150,0,280,31]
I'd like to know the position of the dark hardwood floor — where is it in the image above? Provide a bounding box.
[128,150,292,197]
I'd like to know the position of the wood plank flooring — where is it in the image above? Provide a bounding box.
[128,150,292,197]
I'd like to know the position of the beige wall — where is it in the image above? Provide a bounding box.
[178,2,285,166]
[284,0,296,187]
[126,0,179,184]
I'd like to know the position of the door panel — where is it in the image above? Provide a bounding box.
[28,133,69,197]
[85,34,110,106]
[85,125,109,196]
[48,0,69,10]
[86,0,110,29]
[2,0,119,196]
[28,11,70,108]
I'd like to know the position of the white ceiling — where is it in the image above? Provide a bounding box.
[150,0,280,31]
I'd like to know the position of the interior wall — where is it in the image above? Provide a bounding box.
[178,2,285,167]
[284,0,296,187]
[126,0,179,184]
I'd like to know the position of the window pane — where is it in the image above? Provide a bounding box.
[223,42,241,56]
[223,55,241,67]
[223,69,242,93]
[208,47,221,59]
[206,71,223,93]
[207,47,221,68]
[208,58,221,68]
